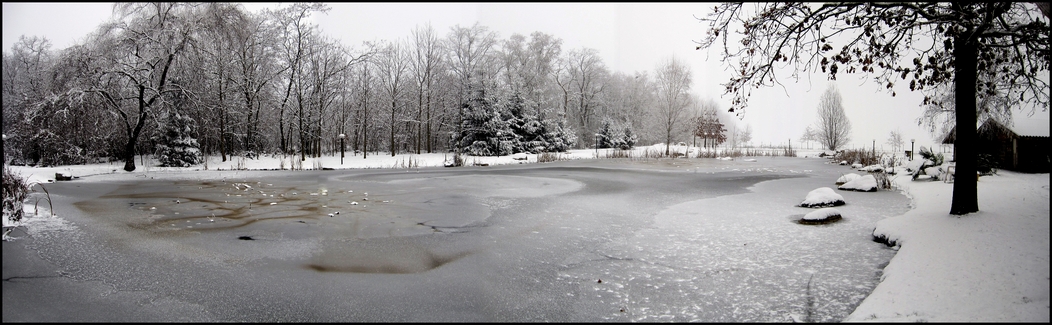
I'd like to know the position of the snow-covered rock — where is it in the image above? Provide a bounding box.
[840,174,878,192]
[799,187,846,208]
[511,153,528,161]
[798,207,843,224]
[851,163,863,169]
[836,173,862,185]
[860,165,884,172]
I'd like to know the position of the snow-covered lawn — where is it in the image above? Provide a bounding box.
[4,144,1048,322]
[846,171,1049,322]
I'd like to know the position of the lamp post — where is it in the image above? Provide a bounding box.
[339,133,346,165]
[910,138,915,161]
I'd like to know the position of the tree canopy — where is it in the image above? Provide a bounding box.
[696,3,1049,215]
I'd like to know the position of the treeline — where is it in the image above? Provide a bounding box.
[2,3,736,171]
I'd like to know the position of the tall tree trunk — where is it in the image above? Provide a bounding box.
[219,87,228,162]
[363,80,369,159]
[390,99,396,157]
[950,35,979,215]
[123,86,150,172]
[426,88,432,153]
[417,87,423,154]
[298,90,306,162]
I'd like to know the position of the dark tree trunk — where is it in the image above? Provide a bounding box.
[950,35,979,215]
[123,86,150,172]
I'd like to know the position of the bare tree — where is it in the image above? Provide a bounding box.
[268,3,327,158]
[695,3,1049,215]
[410,23,442,153]
[564,48,609,140]
[87,3,201,171]
[654,56,693,156]
[799,125,817,150]
[814,84,852,151]
[376,40,410,156]
[886,129,904,154]
[738,124,753,148]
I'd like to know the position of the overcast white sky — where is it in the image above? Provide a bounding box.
[4,2,1048,151]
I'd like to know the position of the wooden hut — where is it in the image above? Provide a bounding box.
[941,118,1050,173]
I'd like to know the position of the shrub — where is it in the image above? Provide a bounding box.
[917,146,944,166]
[976,153,997,175]
[835,149,878,166]
[537,152,568,163]
[3,165,30,224]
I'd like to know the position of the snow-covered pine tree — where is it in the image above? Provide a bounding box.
[597,120,615,149]
[507,93,549,153]
[539,116,576,152]
[621,126,637,150]
[154,111,201,167]
[598,119,636,150]
[455,88,517,156]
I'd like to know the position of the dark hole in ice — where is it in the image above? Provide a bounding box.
[238,236,254,240]
[305,250,470,274]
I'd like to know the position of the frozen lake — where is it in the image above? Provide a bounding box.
[5,157,910,322]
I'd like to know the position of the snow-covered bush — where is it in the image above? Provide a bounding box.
[154,112,202,167]
[909,146,947,181]
[798,207,843,225]
[3,165,30,225]
[25,129,90,167]
[839,174,878,192]
[799,187,846,208]
[977,153,997,175]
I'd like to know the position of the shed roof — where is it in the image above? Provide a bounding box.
[940,116,1049,144]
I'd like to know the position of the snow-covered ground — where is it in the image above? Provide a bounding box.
[4,143,1048,322]
[846,170,1049,322]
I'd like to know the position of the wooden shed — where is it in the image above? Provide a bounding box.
[941,118,1050,173]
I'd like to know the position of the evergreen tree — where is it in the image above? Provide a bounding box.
[597,120,616,149]
[540,116,576,152]
[154,111,201,167]
[598,119,638,150]
[455,88,516,156]
[620,125,637,150]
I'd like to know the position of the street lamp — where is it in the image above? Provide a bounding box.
[910,138,915,161]
[339,133,346,165]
